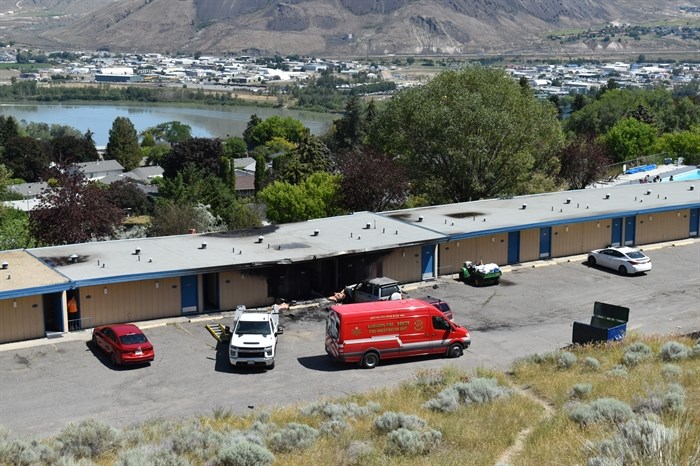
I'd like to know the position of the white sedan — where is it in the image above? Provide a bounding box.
[587,246,652,275]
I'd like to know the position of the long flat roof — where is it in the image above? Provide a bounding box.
[28,212,444,286]
[6,179,700,291]
[0,250,70,298]
[382,180,700,239]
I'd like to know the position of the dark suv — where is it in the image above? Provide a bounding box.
[417,296,454,321]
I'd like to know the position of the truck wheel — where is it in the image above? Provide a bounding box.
[268,362,275,370]
[447,343,463,358]
[361,351,379,369]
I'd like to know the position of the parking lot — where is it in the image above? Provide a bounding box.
[1,240,698,439]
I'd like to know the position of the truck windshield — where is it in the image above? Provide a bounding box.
[236,321,272,336]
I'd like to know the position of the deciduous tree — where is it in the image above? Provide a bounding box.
[369,66,563,204]
[335,146,409,212]
[603,118,657,163]
[30,167,125,245]
[142,121,192,144]
[161,137,225,179]
[558,136,612,189]
[48,135,99,165]
[1,136,50,182]
[258,171,341,224]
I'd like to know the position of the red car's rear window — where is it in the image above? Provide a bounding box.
[119,333,148,345]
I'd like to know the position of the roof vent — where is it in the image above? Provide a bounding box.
[565,198,571,204]
[646,189,652,195]
[1,261,8,270]
[135,247,141,255]
[364,222,371,229]
[312,229,319,236]
[690,185,695,191]
[521,203,527,210]
[69,254,78,263]
[200,241,207,249]
[604,193,610,200]
[417,215,424,222]
[257,236,264,243]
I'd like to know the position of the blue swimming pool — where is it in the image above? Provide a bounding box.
[663,169,700,182]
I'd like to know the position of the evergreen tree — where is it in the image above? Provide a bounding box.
[106,117,141,171]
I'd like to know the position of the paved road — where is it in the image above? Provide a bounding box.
[1,241,698,439]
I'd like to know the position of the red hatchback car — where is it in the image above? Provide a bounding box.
[92,324,154,366]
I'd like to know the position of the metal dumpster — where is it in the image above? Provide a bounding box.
[572,301,629,345]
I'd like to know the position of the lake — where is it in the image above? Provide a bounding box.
[0,102,339,147]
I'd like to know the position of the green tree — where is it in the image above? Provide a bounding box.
[254,153,266,193]
[1,136,50,182]
[242,114,262,148]
[222,136,248,158]
[258,171,341,224]
[106,117,141,171]
[652,128,700,166]
[0,115,22,149]
[0,207,36,250]
[147,200,222,236]
[142,121,192,144]
[245,116,307,148]
[603,118,657,163]
[275,133,332,185]
[330,95,365,150]
[48,135,98,165]
[161,138,225,180]
[369,66,564,204]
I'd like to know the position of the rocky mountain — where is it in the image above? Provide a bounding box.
[0,0,696,56]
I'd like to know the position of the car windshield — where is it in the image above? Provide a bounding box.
[626,251,646,259]
[236,321,271,336]
[119,333,147,345]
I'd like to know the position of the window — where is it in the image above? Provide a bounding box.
[432,316,450,331]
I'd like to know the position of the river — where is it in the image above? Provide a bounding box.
[0,102,339,147]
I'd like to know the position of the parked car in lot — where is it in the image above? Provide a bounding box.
[416,296,454,321]
[92,324,154,366]
[587,247,652,275]
[343,277,403,303]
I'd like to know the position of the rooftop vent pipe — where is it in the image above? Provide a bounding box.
[521,203,527,210]
[69,254,78,263]
[565,198,571,204]
[135,247,141,255]
[201,241,207,249]
[364,222,371,229]
[313,229,319,236]
[417,215,424,222]
[257,236,264,243]
[1,261,8,270]
[605,193,611,200]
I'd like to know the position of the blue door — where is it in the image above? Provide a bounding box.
[624,216,636,245]
[180,275,198,314]
[539,227,551,259]
[611,218,623,247]
[421,244,435,280]
[507,231,520,264]
[690,208,699,236]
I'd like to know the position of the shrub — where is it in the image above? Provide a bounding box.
[633,394,665,415]
[626,341,653,356]
[215,440,275,466]
[319,418,348,437]
[452,377,511,404]
[0,437,58,466]
[659,341,690,361]
[116,447,191,466]
[345,441,373,465]
[606,365,628,377]
[583,357,601,371]
[385,428,442,456]
[300,401,378,420]
[170,424,226,458]
[529,352,558,365]
[622,351,645,367]
[568,398,634,426]
[424,387,460,413]
[661,363,682,380]
[266,423,318,453]
[570,383,593,399]
[56,419,122,459]
[374,412,427,433]
[557,351,578,369]
[587,418,678,464]
[663,384,685,412]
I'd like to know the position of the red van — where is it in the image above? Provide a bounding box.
[325,299,471,368]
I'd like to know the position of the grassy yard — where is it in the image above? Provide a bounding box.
[1,334,698,465]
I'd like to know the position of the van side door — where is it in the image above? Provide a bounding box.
[429,315,453,353]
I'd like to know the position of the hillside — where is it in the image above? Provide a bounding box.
[0,0,697,56]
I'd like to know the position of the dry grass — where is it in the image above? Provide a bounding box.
[3,334,697,466]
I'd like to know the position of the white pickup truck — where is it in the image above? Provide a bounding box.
[228,305,283,369]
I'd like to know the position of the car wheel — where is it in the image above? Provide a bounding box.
[110,352,118,366]
[588,256,596,266]
[361,351,379,369]
[618,265,628,275]
[447,343,463,358]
